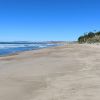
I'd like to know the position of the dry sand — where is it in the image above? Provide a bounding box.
[0,44,100,100]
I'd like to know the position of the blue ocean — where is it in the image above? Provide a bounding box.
[0,42,60,56]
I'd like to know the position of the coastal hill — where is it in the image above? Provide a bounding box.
[78,31,100,43]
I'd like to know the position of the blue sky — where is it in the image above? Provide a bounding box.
[0,0,100,41]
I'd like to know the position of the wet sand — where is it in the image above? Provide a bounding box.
[0,44,100,100]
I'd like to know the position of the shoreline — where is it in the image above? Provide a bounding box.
[0,44,65,61]
[0,43,64,58]
[0,44,100,100]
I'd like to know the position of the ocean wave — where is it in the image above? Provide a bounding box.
[0,44,40,49]
[0,43,59,56]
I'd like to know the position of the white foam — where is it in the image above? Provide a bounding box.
[0,44,26,49]
[0,43,52,49]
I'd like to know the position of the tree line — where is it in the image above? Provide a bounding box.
[78,31,100,43]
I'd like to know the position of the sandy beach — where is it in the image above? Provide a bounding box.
[0,44,100,100]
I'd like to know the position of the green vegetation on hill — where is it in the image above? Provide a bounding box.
[78,31,100,43]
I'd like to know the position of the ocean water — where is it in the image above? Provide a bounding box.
[0,42,59,56]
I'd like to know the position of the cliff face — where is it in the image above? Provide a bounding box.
[78,31,100,43]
